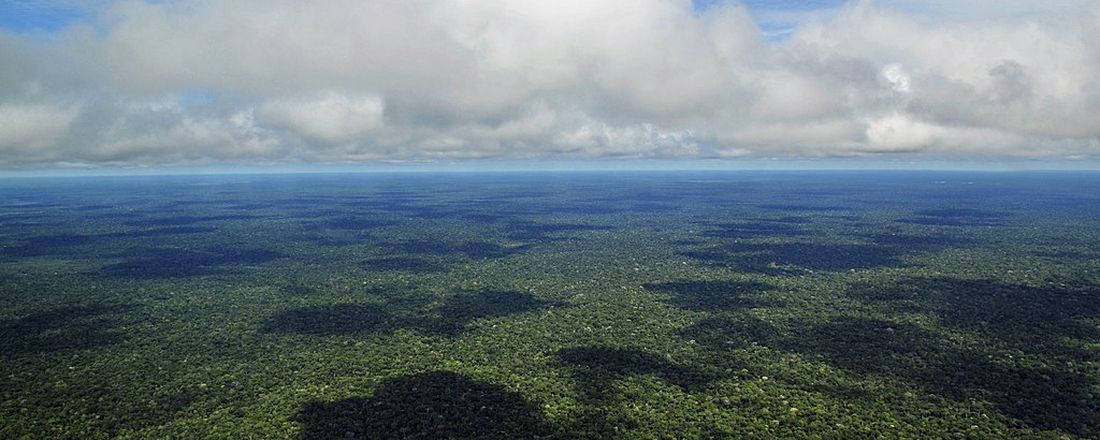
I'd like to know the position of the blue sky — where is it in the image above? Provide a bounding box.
[0,1,96,33]
[0,0,1098,171]
[695,0,846,38]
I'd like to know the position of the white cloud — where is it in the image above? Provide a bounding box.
[257,93,386,146]
[0,0,1097,167]
[0,102,78,152]
[85,103,281,163]
[863,113,938,152]
[880,0,1097,21]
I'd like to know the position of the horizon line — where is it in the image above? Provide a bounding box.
[4,164,1100,180]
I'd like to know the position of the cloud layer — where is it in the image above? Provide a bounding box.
[1,0,1099,167]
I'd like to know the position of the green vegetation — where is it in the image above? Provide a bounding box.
[1,172,1098,439]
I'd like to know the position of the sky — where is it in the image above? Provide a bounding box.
[1,0,1099,171]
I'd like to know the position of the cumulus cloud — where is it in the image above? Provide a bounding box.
[257,93,386,146]
[0,102,79,153]
[0,0,1098,167]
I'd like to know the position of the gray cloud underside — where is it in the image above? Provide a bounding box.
[2,0,1099,167]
